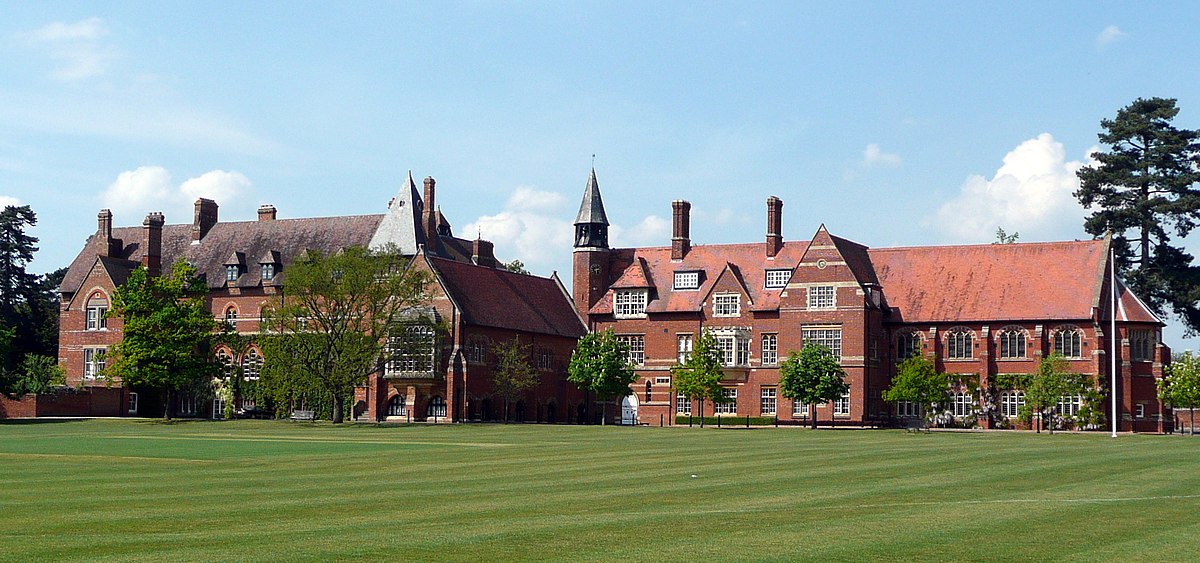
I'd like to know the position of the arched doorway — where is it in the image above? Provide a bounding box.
[621,394,639,425]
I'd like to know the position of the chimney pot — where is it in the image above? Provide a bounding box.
[258,205,277,221]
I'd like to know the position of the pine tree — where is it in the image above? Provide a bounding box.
[1075,97,1200,331]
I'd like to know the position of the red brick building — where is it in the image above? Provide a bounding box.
[55,174,585,421]
[572,170,1171,431]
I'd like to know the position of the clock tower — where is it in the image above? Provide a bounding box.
[572,168,611,320]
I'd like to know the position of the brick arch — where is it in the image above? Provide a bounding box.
[1050,324,1084,358]
[894,327,925,359]
[943,326,977,340]
[995,325,1030,359]
[83,288,110,310]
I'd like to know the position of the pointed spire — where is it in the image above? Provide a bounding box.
[574,168,610,226]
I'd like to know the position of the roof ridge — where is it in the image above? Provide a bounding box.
[870,239,1102,252]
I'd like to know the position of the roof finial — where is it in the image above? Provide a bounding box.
[591,153,595,168]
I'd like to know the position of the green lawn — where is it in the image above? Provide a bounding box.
[1,420,1197,561]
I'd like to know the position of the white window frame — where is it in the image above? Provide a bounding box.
[807,286,835,310]
[713,293,740,317]
[898,331,922,360]
[896,400,919,418]
[260,263,276,281]
[761,333,778,366]
[951,391,974,417]
[614,290,648,318]
[83,347,106,380]
[676,394,691,415]
[999,329,1027,359]
[241,349,263,380]
[387,324,437,375]
[833,391,850,416]
[792,400,809,417]
[225,265,240,282]
[714,388,737,415]
[760,387,776,415]
[127,392,138,415]
[1000,390,1025,418]
[1057,394,1082,417]
[1054,328,1083,359]
[1135,403,1146,418]
[712,331,750,367]
[677,334,693,364]
[655,376,671,385]
[673,271,700,290]
[764,269,791,289]
[617,335,645,367]
[803,327,842,362]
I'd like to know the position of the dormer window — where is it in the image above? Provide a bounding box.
[673,271,700,290]
[223,251,246,284]
[258,250,281,283]
[713,294,740,317]
[614,290,647,318]
[765,269,791,289]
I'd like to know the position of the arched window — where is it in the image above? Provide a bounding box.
[1000,390,1025,418]
[897,331,922,360]
[951,391,974,417]
[426,396,447,418]
[998,327,1027,359]
[224,305,238,324]
[945,328,973,360]
[86,292,109,331]
[216,349,235,379]
[1053,327,1083,359]
[386,395,407,417]
[241,348,263,379]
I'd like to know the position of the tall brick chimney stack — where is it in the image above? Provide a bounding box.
[192,198,218,242]
[671,200,691,261]
[766,196,783,258]
[422,176,439,252]
[143,212,165,276]
[97,209,120,257]
[258,205,277,221]
[472,238,497,268]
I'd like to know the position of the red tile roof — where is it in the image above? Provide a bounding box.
[588,241,810,315]
[869,240,1111,323]
[428,256,586,338]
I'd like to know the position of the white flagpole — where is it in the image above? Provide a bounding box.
[1111,245,1118,438]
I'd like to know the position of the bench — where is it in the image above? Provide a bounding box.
[291,410,315,421]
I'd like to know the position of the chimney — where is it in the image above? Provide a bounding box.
[97,209,120,257]
[422,176,440,252]
[142,212,165,276]
[257,205,277,221]
[671,200,691,260]
[766,196,783,257]
[192,198,218,242]
[472,238,496,268]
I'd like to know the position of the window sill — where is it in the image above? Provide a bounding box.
[996,357,1030,362]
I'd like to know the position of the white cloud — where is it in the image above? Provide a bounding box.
[18,17,118,82]
[928,133,1088,242]
[462,187,574,273]
[1096,25,1128,48]
[862,143,902,168]
[101,166,253,225]
[0,195,21,208]
[611,215,670,247]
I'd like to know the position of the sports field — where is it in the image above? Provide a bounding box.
[0,420,1196,561]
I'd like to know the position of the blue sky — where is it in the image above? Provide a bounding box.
[3,2,1200,348]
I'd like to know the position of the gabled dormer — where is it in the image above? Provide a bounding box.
[258,250,281,283]
[223,252,246,284]
[789,224,881,311]
[704,262,753,318]
[611,257,653,319]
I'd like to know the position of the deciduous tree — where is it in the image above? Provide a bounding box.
[671,331,729,421]
[567,329,636,425]
[105,260,222,419]
[1023,354,1072,434]
[260,246,434,423]
[882,355,948,430]
[779,343,849,429]
[1159,351,1200,435]
[491,337,539,422]
[1075,97,1200,331]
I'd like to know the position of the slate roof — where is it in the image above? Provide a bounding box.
[427,256,586,338]
[574,168,609,225]
[588,241,811,315]
[61,216,487,297]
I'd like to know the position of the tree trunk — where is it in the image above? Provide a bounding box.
[504,399,509,423]
[810,405,817,430]
[163,387,173,420]
[1191,408,1195,436]
[332,393,344,424]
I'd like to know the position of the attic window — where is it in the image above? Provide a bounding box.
[765,269,791,289]
[225,265,241,282]
[673,271,700,290]
[261,263,276,281]
[614,290,647,318]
